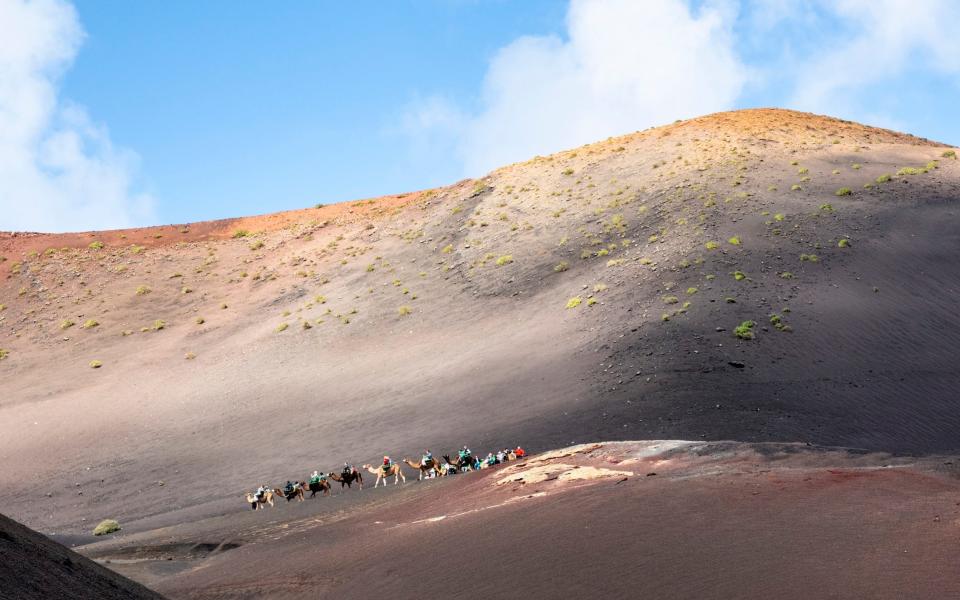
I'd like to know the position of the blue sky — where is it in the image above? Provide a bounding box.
[2,0,959,232]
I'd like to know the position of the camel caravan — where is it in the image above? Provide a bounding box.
[245,446,526,510]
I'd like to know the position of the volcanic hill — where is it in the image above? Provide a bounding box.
[1,108,959,597]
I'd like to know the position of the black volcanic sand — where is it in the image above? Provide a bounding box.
[0,513,164,600]
[1,110,960,598]
[78,441,960,600]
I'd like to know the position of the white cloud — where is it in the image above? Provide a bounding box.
[789,0,960,115]
[408,0,748,177]
[0,0,153,233]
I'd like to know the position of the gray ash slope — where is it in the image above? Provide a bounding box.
[0,109,959,539]
[0,512,164,600]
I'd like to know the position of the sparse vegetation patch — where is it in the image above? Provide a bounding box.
[734,320,755,340]
[93,519,120,536]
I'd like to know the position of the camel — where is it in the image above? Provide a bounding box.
[442,454,476,473]
[403,457,443,480]
[308,478,331,498]
[363,463,406,487]
[244,489,274,510]
[274,482,306,502]
[328,468,363,491]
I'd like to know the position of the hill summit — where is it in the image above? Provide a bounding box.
[1,108,958,539]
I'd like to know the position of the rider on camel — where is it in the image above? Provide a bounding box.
[421,450,433,466]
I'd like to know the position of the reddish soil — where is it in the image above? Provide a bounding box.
[80,442,960,600]
[1,109,959,598]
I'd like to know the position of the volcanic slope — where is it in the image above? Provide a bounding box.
[0,512,164,600]
[1,109,959,537]
[83,442,960,600]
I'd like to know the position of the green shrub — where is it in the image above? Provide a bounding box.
[151,320,166,331]
[797,167,808,174]
[562,168,574,175]
[800,253,819,262]
[725,297,736,303]
[705,241,719,250]
[819,203,835,212]
[232,230,251,238]
[92,519,120,536]
[88,241,104,250]
[135,285,151,295]
[81,319,99,329]
[734,320,755,340]
[770,313,792,332]
[779,272,794,279]
[732,271,746,281]
[852,163,862,170]
[441,244,453,254]
[60,319,75,329]
[195,317,205,324]
[249,240,264,251]
[897,167,920,176]
[495,255,513,266]
[835,187,852,196]
[876,173,891,183]
[790,184,801,191]
[686,287,698,295]
[663,296,679,305]
[838,238,851,248]
[774,213,785,221]
[566,296,582,309]
[728,236,741,245]
[943,150,957,159]
[554,261,569,273]
[89,360,103,369]
[398,306,412,316]
[275,323,289,332]
[0,349,8,360]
